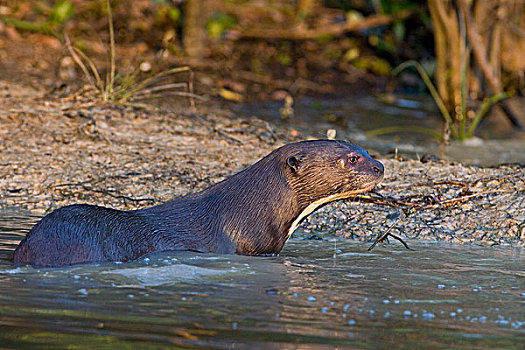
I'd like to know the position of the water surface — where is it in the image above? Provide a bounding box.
[237,96,525,166]
[0,208,523,349]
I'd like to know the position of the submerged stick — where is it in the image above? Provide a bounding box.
[368,216,412,251]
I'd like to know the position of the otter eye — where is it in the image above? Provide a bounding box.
[286,156,302,172]
[348,155,359,164]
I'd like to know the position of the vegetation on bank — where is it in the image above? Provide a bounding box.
[1,0,523,140]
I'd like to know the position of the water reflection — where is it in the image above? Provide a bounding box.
[0,208,523,349]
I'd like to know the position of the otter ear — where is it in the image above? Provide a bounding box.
[286,156,302,172]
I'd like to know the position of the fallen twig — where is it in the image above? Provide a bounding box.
[81,185,156,204]
[215,128,245,144]
[368,214,412,251]
[237,10,414,40]
[359,178,519,250]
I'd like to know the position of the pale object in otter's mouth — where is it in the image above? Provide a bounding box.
[287,183,379,239]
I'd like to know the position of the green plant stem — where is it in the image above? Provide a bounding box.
[465,93,510,138]
[458,12,468,140]
[119,67,190,101]
[64,33,95,87]
[105,0,116,101]
[393,60,457,139]
[63,1,195,105]
[2,17,53,35]
[131,83,188,95]
[72,47,103,90]
[64,33,104,90]
[366,125,444,141]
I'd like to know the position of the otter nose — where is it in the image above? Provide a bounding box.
[372,160,384,177]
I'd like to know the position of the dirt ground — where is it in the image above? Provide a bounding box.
[1,78,524,247]
[0,80,289,210]
[0,31,523,247]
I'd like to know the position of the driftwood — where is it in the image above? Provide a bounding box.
[236,10,413,41]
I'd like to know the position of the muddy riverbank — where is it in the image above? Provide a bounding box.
[0,81,524,246]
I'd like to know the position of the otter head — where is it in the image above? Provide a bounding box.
[282,140,384,237]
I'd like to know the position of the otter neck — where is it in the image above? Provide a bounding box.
[286,185,375,239]
[200,157,297,254]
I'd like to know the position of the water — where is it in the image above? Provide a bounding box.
[237,96,525,166]
[0,208,524,349]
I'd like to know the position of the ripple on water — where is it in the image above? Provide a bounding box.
[101,264,233,286]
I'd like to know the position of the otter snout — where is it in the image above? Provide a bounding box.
[344,152,384,180]
[371,159,384,179]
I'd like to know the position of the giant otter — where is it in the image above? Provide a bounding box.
[13,140,384,266]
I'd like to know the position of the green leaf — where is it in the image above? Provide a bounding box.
[392,20,406,42]
[380,0,418,15]
[49,1,75,25]
[206,12,237,39]
[393,60,456,138]
[1,17,52,34]
[353,57,391,76]
[167,7,180,23]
